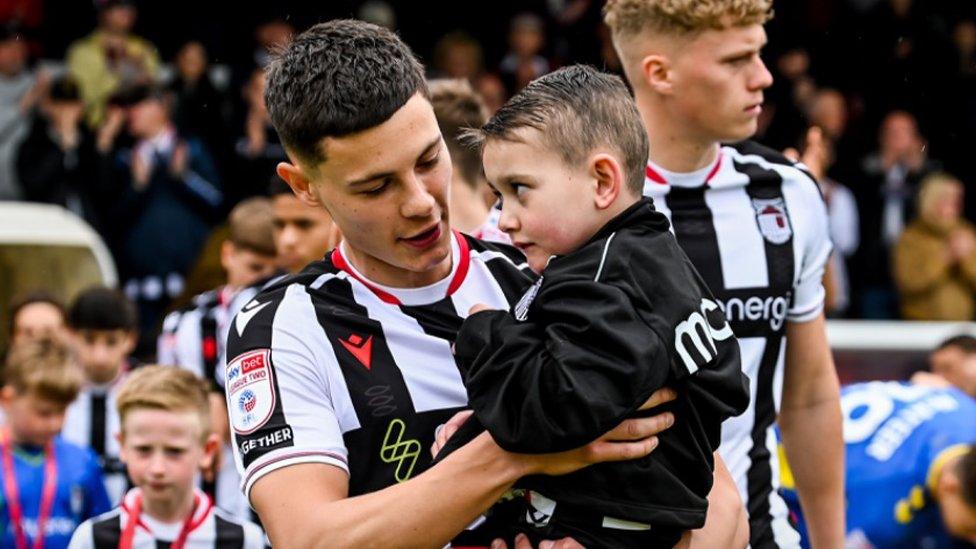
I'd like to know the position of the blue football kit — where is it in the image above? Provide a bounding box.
[782,381,976,548]
[0,436,111,549]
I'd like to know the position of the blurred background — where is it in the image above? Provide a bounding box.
[3,0,976,370]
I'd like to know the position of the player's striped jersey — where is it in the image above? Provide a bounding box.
[62,370,133,506]
[644,140,832,548]
[782,382,976,548]
[225,231,534,500]
[68,488,266,549]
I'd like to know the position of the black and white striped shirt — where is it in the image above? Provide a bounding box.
[225,231,533,500]
[63,371,132,506]
[68,489,266,549]
[644,140,832,548]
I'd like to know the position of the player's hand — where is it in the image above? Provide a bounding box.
[431,409,474,458]
[516,387,676,477]
[909,370,952,388]
[491,533,585,549]
[469,303,493,315]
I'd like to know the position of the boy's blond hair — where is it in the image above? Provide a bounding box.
[116,366,211,441]
[228,197,276,257]
[4,338,84,407]
[603,0,773,38]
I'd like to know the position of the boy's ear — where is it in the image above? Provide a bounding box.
[590,153,624,210]
[219,240,236,272]
[116,431,128,463]
[123,331,137,355]
[199,432,221,471]
[276,162,323,209]
[641,53,674,96]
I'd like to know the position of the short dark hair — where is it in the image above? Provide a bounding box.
[463,65,648,195]
[264,19,428,167]
[429,79,489,190]
[8,291,65,336]
[958,445,976,507]
[936,335,976,355]
[67,287,137,331]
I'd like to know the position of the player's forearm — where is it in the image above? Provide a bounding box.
[779,395,845,549]
[303,434,523,549]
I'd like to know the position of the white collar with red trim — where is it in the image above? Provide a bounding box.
[645,150,725,189]
[332,230,472,306]
[121,487,213,539]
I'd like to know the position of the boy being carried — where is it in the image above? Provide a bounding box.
[440,65,750,547]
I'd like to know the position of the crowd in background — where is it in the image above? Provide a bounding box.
[2,0,976,358]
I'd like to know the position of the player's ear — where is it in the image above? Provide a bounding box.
[590,153,623,210]
[641,54,673,95]
[276,162,323,208]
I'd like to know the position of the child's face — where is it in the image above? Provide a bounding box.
[221,241,277,288]
[119,409,214,507]
[1,389,67,447]
[483,130,611,272]
[70,329,135,383]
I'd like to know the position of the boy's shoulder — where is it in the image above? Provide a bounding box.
[53,436,100,462]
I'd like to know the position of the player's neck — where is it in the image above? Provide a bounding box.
[88,363,124,385]
[639,97,721,173]
[931,453,964,503]
[141,486,196,524]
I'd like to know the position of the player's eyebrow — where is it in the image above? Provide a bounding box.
[346,137,442,187]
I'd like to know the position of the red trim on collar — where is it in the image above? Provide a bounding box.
[447,230,471,296]
[330,231,471,305]
[705,152,724,184]
[645,152,724,187]
[645,164,667,185]
[330,248,402,305]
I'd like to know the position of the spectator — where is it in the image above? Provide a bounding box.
[232,69,285,203]
[66,0,159,128]
[499,13,550,93]
[428,79,506,243]
[249,18,293,71]
[16,75,104,231]
[0,23,43,200]
[98,85,222,352]
[432,32,485,81]
[855,110,940,318]
[166,41,230,168]
[6,290,66,350]
[62,286,140,505]
[893,172,976,321]
[473,73,507,114]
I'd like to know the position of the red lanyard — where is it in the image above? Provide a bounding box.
[1,431,57,549]
[118,492,204,549]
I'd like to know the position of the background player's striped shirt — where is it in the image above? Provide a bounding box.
[644,140,832,548]
[225,231,533,500]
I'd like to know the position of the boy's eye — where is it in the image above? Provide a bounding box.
[165,448,186,457]
[512,183,529,197]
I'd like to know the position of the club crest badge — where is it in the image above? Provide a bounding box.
[751,198,793,245]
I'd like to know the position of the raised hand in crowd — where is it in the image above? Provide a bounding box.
[96,105,126,153]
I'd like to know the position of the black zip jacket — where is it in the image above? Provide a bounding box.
[453,198,750,529]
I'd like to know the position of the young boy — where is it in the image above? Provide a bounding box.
[0,338,111,549]
[62,287,141,505]
[442,65,751,547]
[68,366,266,548]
